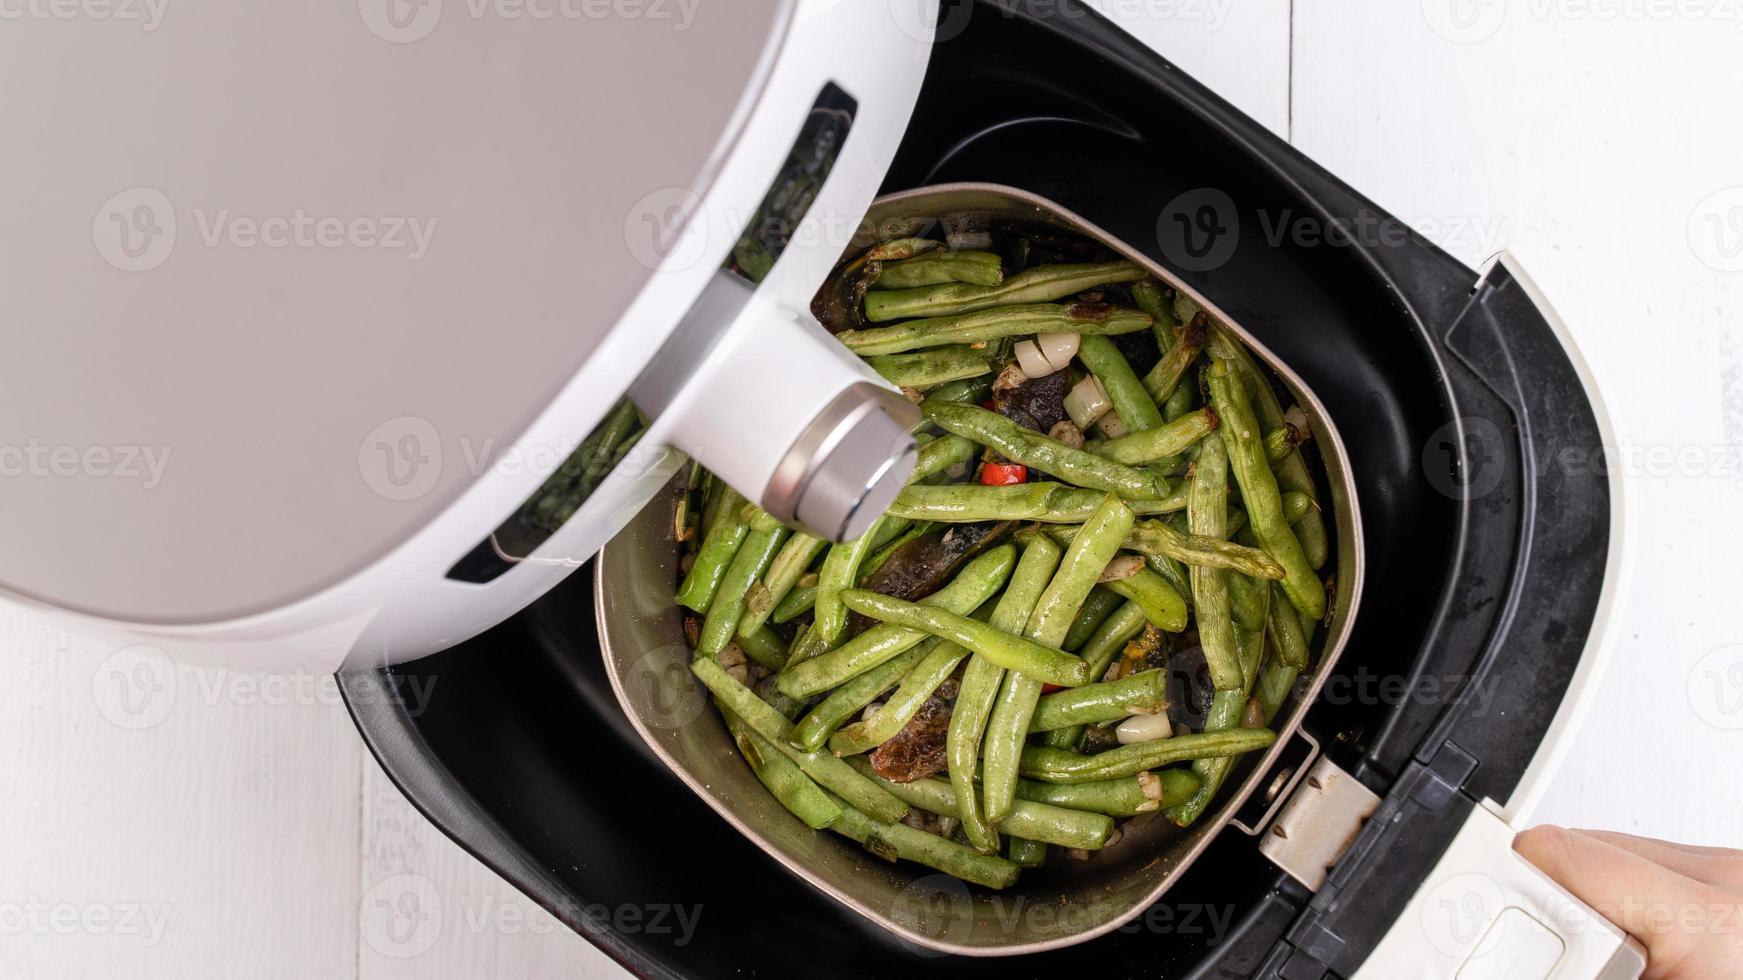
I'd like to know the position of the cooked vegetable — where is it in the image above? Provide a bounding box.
[864,261,1147,322]
[924,402,1170,499]
[837,303,1152,356]
[667,230,1342,890]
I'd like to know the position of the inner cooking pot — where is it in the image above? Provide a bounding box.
[595,184,1364,955]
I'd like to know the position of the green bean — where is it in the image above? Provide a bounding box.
[868,346,993,389]
[872,250,1005,289]
[1206,359,1325,622]
[1051,519,1284,579]
[1078,334,1164,432]
[777,544,1016,697]
[1063,586,1123,652]
[863,261,1146,322]
[839,304,1152,356]
[735,625,789,671]
[1091,407,1220,465]
[790,643,932,752]
[1163,371,1196,422]
[827,799,1019,890]
[1131,280,1179,343]
[1238,591,1270,684]
[923,375,993,409]
[923,402,1169,499]
[1145,553,1194,611]
[1188,432,1243,691]
[1029,494,1135,646]
[830,634,972,756]
[1019,728,1275,783]
[848,761,1113,851]
[887,482,1185,524]
[1029,669,1168,731]
[1256,659,1300,726]
[698,523,789,656]
[691,657,908,823]
[1267,581,1311,671]
[1226,572,1268,634]
[675,486,748,613]
[1264,424,1303,463]
[910,434,978,485]
[724,710,840,830]
[1076,601,1149,682]
[770,580,817,624]
[813,517,888,645]
[1103,568,1189,633]
[1204,323,1328,570]
[739,533,827,638]
[1142,311,1208,403]
[1014,769,1200,817]
[1164,689,1253,827]
[838,591,1090,688]
[981,536,1063,823]
[948,537,1059,854]
[1007,837,1048,868]
[1045,601,1150,750]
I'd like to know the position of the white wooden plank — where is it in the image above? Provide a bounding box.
[1291,3,1743,845]
[356,761,623,980]
[0,603,364,979]
[1088,0,1293,137]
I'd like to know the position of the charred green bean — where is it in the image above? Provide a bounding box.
[838,304,1152,356]
[1029,669,1169,731]
[863,261,1146,322]
[923,402,1169,499]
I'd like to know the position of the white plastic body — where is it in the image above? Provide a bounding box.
[24,0,937,671]
[1353,252,1637,979]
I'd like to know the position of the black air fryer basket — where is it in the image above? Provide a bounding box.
[342,2,1611,976]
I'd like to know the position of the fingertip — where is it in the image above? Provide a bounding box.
[1513,824,1577,876]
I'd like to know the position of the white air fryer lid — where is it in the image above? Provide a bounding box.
[0,1,933,629]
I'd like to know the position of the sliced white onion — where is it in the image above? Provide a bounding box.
[1013,340,1054,379]
[1116,712,1176,745]
[993,359,1029,392]
[1095,409,1129,439]
[1063,376,1112,429]
[946,228,993,251]
[1035,331,1080,372]
[1097,555,1145,583]
[1047,419,1084,449]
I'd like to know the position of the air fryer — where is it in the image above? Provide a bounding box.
[341,2,1627,977]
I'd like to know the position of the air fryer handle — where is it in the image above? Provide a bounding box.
[629,270,919,542]
[1353,801,1646,979]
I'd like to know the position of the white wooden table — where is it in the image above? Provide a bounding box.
[3,4,1739,976]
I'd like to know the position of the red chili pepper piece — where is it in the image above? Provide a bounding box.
[978,462,1027,486]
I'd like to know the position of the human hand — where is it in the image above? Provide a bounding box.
[1515,826,1743,980]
